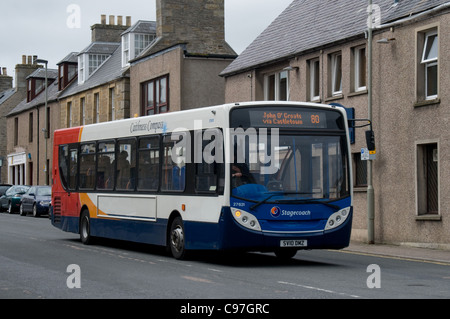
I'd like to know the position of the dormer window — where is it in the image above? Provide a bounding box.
[58,63,77,91]
[77,42,119,84]
[121,21,156,68]
[26,68,57,102]
[58,52,78,91]
[27,78,45,102]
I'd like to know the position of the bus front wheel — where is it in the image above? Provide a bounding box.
[80,210,93,245]
[169,217,187,260]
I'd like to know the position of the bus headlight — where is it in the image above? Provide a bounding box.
[231,208,262,232]
[325,207,351,231]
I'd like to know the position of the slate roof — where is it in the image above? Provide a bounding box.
[221,0,450,76]
[26,67,58,80]
[121,20,156,35]
[58,52,79,65]
[7,79,59,117]
[58,43,128,99]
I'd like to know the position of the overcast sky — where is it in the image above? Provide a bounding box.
[0,0,293,83]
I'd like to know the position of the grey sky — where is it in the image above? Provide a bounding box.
[0,0,293,82]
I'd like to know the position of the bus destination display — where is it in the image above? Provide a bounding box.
[249,109,327,129]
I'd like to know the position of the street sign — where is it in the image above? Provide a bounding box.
[361,148,376,161]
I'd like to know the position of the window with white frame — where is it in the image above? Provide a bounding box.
[264,70,289,101]
[330,52,342,96]
[89,54,108,76]
[134,33,154,57]
[354,46,367,92]
[122,33,130,68]
[421,30,438,100]
[308,58,320,101]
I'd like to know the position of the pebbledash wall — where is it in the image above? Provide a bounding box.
[222,2,450,248]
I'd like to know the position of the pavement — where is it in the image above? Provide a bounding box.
[344,241,450,265]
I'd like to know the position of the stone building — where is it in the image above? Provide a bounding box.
[58,15,138,128]
[220,0,450,248]
[0,57,40,184]
[6,68,59,185]
[129,0,237,117]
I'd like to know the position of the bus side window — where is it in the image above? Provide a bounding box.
[138,136,160,191]
[162,134,186,192]
[68,146,78,190]
[79,143,96,190]
[97,141,115,190]
[195,129,223,194]
[116,139,136,191]
[59,145,69,190]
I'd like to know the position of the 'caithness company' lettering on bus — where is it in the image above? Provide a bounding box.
[130,121,165,133]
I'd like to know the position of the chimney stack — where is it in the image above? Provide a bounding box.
[91,14,130,43]
[154,0,235,56]
[0,67,13,92]
[15,54,40,91]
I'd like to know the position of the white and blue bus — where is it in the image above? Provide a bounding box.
[52,102,353,259]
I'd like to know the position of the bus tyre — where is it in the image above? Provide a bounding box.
[169,217,187,260]
[80,210,93,245]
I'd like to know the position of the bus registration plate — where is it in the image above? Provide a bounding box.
[280,240,307,247]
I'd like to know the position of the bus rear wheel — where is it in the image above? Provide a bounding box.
[80,210,93,245]
[169,217,187,260]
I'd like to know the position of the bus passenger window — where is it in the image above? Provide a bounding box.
[162,134,186,192]
[97,141,115,190]
[79,143,96,190]
[59,145,69,190]
[116,139,136,191]
[138,136,160,191]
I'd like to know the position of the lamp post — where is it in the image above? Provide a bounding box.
[35,59,48,185]
[367,1,375,244]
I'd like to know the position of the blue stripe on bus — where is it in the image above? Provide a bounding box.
[52,206,352,251]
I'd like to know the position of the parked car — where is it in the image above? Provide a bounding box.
[0,184,12,197]
[20,186,52,217]
[0,185,30,213]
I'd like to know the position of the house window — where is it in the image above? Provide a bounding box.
[122,33,130,67]
[78,56,85,84]
[264,70,289,101]
[141,75,169,115]
[89,54,108,76]
[308,58,320,101]
[58,63,77,91]
[80,97,86,125]
[134,33,154,57]
[421,30,438,100]
[417,142,439,216]
[14,117,19,146]
[109,88,115,121]
[66,102,73,127]
[354,153,367,187]
[94,93,100,124]
[329,52,342,96]
[353,46,367,92]
[29,112,33,143]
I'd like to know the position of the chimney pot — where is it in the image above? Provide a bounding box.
[126,16,132,26]
[101,14,107,24]
[109,15,115,25]
[2,67,7,76]
[117,16,123,26]
[22,55,27,64]
[28,55,32,65]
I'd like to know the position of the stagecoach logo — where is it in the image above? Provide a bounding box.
[271,206,281,218]
[130,120,166,134]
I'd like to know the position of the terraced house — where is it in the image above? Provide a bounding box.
[221,0,450,248]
